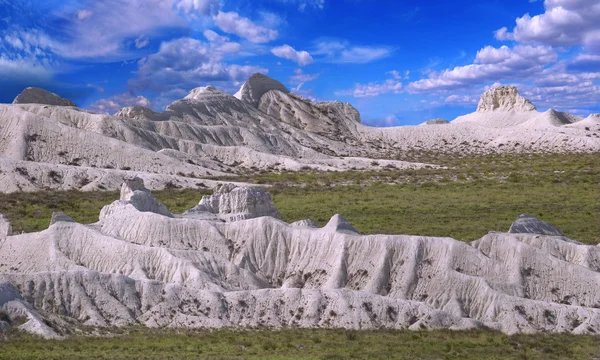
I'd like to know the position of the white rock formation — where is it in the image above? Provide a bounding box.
[12,87,76,107]
[234,73,290,107]
[476,86,536,112]
[0,74,597,193]
[100,177,173,219]
[185,183,281,221]
[1,183,599,337]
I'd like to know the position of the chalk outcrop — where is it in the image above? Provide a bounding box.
[185,183,281,221]
[100,177,173,219]
[476,86,536,112]
[12,87,76,107]
[1,183,600,337]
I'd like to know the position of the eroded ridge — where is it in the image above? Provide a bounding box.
[0,179,599,337]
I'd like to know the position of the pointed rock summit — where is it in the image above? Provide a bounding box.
[476,86,536,113]
[234,73,289,107]
[12,87,76,107]
[323,214,360,234]
[100,177,173,219]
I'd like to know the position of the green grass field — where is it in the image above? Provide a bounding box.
[1,328,599,360]
[1,153,597,243]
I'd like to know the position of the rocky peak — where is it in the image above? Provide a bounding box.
[100,177,173,219]
[12,87,76,107]
[234,73,289,108]
[185,86,227,100]
[476,86,536,113]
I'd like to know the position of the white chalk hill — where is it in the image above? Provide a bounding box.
[0,75,598,193]
[1,179,600,337]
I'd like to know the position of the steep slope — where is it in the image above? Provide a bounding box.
[1,180,600,337]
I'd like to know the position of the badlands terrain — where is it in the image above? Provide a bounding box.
[0,73,598,192]
[0,73,599,359]
[0,178,600,340]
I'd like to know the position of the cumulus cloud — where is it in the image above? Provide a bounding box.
[289,68,319,85]
[271,45,313,66]
[129,37,265,93]
[495,0,600,53]
[48,0,188,60]
[407,45,557,92]
[176,0,219,15]
[388,70,410,80]
[313,40,392,64]
[336,78,402,98]
[89,93,152,114]
[445,94,477,105]
[213,11,278,43]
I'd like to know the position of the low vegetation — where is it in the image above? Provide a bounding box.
[1,153,597,243]
[1,328,599,360]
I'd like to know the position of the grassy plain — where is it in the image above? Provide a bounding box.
[1,328,599,360]
[1,153,597,243]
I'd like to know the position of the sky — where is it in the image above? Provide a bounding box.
[0,0,599,126]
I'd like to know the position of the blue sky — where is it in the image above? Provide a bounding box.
[1,0,599,126]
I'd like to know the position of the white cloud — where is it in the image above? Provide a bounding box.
[336,79,403,98]
[129,37,264,93]
[271,44,313,66]
[313,40,392,64]
[176,0,219,15]
[340,47,390,63]
[445,94,477,104]
[203,29,228,43]
[89,93,152,114]
[495,0,600,53]
[213,11,278,44]
[407,45,557,92]
[289,68,319,85]
[388,70,410,80]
